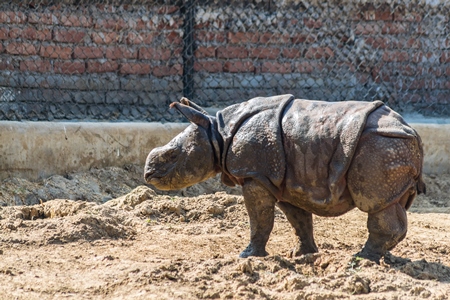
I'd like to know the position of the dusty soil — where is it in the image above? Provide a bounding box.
[0,166,449,299]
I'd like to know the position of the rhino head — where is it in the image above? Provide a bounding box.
[144,98,219,190]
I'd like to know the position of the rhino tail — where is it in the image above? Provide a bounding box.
[415,132,426,195]
[416,174,426,195]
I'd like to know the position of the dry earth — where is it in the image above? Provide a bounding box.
[0,166,449,299]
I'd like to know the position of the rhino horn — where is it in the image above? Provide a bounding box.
[179,97,209,115]
[170,102,211,129]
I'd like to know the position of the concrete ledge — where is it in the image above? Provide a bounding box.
[0,121,448,181]
[411,123,450,175]
[0,121,187,180]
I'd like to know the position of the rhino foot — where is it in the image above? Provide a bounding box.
[354,249,383,264]
[239,244,269,258]
[290,244,319,258]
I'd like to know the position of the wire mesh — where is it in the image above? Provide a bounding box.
[0,0,449,121]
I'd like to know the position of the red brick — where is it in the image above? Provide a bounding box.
[217,46,248,59]
[354,23,381,35]
[195,46,215,58]
[20,59,52,72]
[139,48,171,60]
[359,3,391,20]
[54,61,86,74]
[40,45,72,59]
[153,17,182,30]
[393,12,422,22]
[362,10,392,21]
[356,73,370,84]
[401,38,421,49]
[365,37,391,49]
[28,12,56,25]
[227,32,259,44]
[165,31,182,45]
[54,29,87,43]
[91,32,119,45]
[196,31,226,43]
[120,62,152,75]
[194,61,222,73]
[260,33,291,44]
[0,58,14,70]
[261,62,292,74]
[95,17,127,31]
[397,65,417,76]
[0,11,27,24]
[87,60,119,73]
[132,18,150,31]
[381,22,407,35]
[155,5,180,14]
[6,42,37,55]
[9,27,52,41]
[303,18,323,29]
[74,46,104,59]
[305,47,334,59]
[291,34,316,44]
[295,61,323,73]
[106,46,137,59]
[372,67,390,83]
[152,64,182,77]
[382,51,409,62]
[0,27,9,39]
[60,14,93,27]
[282,48,303,59]
[194,20,223,30]
[95,4,115,13]
[249,47,281,59]
[223,61,255,73]
[125,32,155,45]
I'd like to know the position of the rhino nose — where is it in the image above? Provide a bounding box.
[144,167,156,182]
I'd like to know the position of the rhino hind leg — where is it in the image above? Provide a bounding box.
[348,133,422,262]
[276,202,318,257]
[240,179,276,258]
[356,200,408,263]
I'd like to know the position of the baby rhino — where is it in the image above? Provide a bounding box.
[144,94,425,263]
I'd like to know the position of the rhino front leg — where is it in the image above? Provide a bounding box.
[357,202,407,263]
[240,179,276,258]
[276,202,318,257]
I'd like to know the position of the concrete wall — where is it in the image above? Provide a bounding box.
[0,120,448,181]
[411,123,450,175]
[0,121,187,180]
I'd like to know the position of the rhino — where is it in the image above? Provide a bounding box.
[144,94,425,263]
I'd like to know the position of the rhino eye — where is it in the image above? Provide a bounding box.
[164,148,178,160]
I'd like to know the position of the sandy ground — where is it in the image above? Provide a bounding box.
[0,166,449,299]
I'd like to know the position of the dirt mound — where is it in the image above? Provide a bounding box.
[0,167,449,299]
[412,173,450,212]
[0,165,241,206]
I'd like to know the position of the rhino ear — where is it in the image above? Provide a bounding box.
[179,97,209,115]
[170,102,210,129]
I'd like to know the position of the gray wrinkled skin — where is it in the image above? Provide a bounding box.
[144,95,425,263]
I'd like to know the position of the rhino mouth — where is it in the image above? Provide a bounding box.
[144,166,175,185]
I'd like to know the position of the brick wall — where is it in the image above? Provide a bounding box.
[0,1,449,121]
[0,2,184,121]
[191,1,450,116]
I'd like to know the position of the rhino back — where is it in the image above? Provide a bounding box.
[346,105,424,213]
[280,99,383,216]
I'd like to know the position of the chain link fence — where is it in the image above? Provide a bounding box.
[0,0,449,121]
